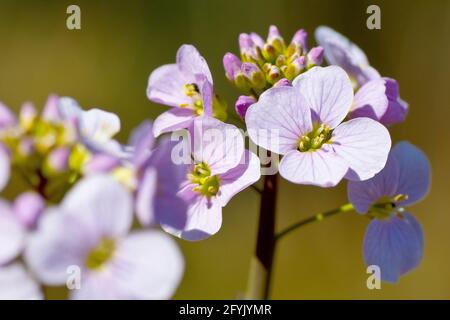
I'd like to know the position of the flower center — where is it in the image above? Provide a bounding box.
[182,83,203,116]
[85,237,116,270]
[188,162,220,198]
[369,194,409,219]
[298,124,332,152]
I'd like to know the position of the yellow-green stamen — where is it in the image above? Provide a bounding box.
[85,237,116,270]
[188,162,220,198]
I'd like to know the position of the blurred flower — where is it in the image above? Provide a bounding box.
[13,191,45,230]
[348,142,431,282]
[0,264,42,299]
[25,175,184,299]
[350,78,408,126]
[315,26,380,87]
[147,44,227,137]
[137,117,261,241]
[246,66,391,187]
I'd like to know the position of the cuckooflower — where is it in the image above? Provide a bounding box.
[0,263,42,299]
[25,175,184,299]
[246,66,391,187]
[348,141,430,282]
[147,45,227,137]
[315,26,408,125]
[137,116,261,241]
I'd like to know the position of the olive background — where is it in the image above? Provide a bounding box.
[0,0,448,299]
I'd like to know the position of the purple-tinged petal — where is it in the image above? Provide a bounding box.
[136,167,157,227]
[199,76,213,116]
[62,175,133,238]
[273,78,292,87]
[239,33,254,55]
[176,44,213,84]
[279,147,349,187]
[235,95,256,119]
[163,195,222,241]
[147,64,192,108]
[347,153,400,213]
[0,144,10,192]
[306,46,324,66]
[332,117,391,181]
[291,29,308,50]
[47,147,70,172]
[250,32,265,48]
[25,210,96,285]
[0,102,17,128]
[189,116,244,175]
[267,25,282,42]
[392,141,431,206]
[129,121,154,169]
[0,264,43,300]
[0,200,25,264]
[13,192,45,230]
[153,108,195,137]
[84,153,120,174]
[246,86,312,155]
[217,150,261,206]
[42,94,61,122]
[292,66,353,129]
[379,78,408,125]
[363,212,423,283]
[81,108,120,143]
[223,52,242,81]
[351,79,389,120]
[315,26,380,86]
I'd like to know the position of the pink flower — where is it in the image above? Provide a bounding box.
[246,66,391,187]
[147,45,214,137]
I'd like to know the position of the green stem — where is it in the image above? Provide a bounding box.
[275,203,354,241]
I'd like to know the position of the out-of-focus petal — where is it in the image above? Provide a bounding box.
[0,264,42,299]
[0,144,10,192]
[0,102,17,128]
[153,108,195,137]
[0,200,25,264]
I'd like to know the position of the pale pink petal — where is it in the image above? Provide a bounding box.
[189,116,244,174]
[162,196,222,241]
[279,147,349,187]
[0,200,25,264]
[0,264,42,300]
[176,44,213,84]
[153,108,195,137]
[332,118,391,181]
[351,79,389,120]
[245,86,312,155]
[217,150,261,206]
[292,66,353,129]
[147,64,191,108]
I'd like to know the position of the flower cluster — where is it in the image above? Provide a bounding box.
[0,23,431,299]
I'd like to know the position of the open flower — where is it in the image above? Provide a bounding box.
[147,45,218,137]
[25,175,184,299]
[137,116,261,241]
[348,141,430,282]
[315,26,408,125]
[246,66,391,187]
[0,263,42,299]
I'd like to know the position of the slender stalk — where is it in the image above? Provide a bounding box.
[246,174,278,299]
[275,203,354,241]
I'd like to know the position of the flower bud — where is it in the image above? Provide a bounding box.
[19,102,36,131]
[239,33,255,59]
[261,43,277,62]
[241,63,266,90]
[292,29,308,51]
[0,103,17,129]
[250,32,265,48]
[285,56,306,80]
[223,52,242,81]
[235,95,257,119]
[42,94,61,122]
[267,25,285,54]
[273,78,292,87]
[13,192,45,230]
[234,72,252,93]
[17,137,34,157]
[307,46,324,68]
[46,147,70,173]
[266,65,282,84]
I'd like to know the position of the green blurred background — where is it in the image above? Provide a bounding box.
[0,0,448,299]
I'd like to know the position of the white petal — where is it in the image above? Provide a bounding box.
[0,200,25,264]
[0,264,42,299]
